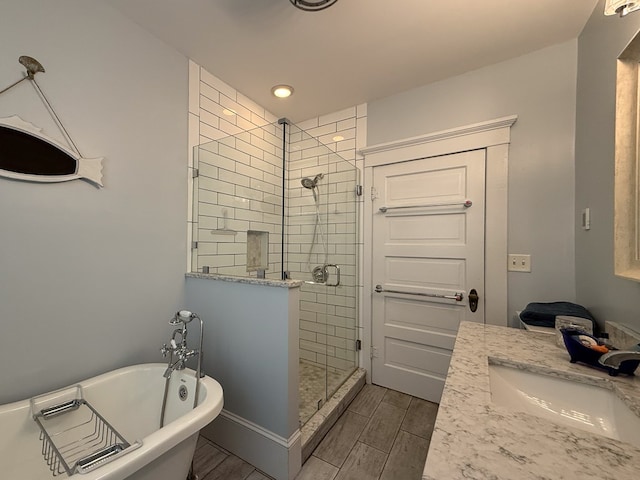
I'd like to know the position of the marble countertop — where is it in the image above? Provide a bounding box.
[185,272,303,288]
[423,322,640,480]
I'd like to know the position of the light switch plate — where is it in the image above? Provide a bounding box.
[508,254,531,272]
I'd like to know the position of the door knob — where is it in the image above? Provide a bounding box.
[469,289,479,312]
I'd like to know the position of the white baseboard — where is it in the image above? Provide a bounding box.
[201,409,301,480]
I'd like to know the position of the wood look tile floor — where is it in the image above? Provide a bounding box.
[192,385,438,480]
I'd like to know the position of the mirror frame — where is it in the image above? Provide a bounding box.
[614,34,640,282]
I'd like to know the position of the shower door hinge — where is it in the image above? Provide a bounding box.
[191,241,198,249]
[355,339,362,351]
[370,187,378,201]
[355,184,363,197]
[192,168,199,178]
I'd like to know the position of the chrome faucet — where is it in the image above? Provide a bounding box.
[161,315,201,378]
[598,350,640,373]
[160,310,206,428]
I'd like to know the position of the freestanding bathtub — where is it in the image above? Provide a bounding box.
[0,363,224,480]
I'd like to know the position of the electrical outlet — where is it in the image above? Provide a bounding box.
[508,254,531,272]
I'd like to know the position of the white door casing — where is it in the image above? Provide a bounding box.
[360,115,516,399]
[371,150,485,401]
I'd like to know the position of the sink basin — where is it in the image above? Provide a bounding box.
[488,363,640,446]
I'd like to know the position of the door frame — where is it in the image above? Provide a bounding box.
[360,115,517,383]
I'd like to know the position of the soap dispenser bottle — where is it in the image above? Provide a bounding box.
[596,332,614,350]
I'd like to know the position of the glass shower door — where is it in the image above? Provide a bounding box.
[286,124,358,425]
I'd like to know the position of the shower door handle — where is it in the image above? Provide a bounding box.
[324,264,341,286]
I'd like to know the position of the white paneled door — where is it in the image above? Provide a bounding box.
[371,149,486,402]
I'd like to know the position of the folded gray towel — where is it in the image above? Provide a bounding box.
[520,301,595,328]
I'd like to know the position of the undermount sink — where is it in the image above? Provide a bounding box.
[488,363,640,446]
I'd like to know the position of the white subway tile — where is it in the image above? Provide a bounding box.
[235,208,265,223]
[235,161,262,179]
[220,94,252,120]
[188,113,200,168]
[236,115,258,132]
[199,177,235,196]
[201,69,236,100]
[251,113,270,127]
[202,152,235,172]
[250,157,276,176]
[251,178,277,195]
[199,82,220,104]
[188,60,200,114]
[200,123,223,141]
[217,193,251,209]
[236,138,265,159]
[198,162,218,180]
[300,330,317,342]
[198,189,217,205]
[295,118,319,131]
[319,107,356,126]
[219,118,244,136]
[264,110,279,124]
[195,241,217,255]
[236,185,263,201]
[237,92,265,118]
[219,143,251,165]
[200,95,222,117]
[337,118,356,131]
[299,350,317,363]
[200,108,223,129]
[214,242,245,256]
[306,123,337,138]
[300,340,329,355]
[217,266,249,276]
[219,169,251,188]
[251,134,277,156]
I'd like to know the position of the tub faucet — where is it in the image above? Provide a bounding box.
[598,350,640,372]
[160,310,204,382]
[160,310,205,431]
[162,348,199,378]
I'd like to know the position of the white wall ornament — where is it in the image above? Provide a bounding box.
[0,115,103,188]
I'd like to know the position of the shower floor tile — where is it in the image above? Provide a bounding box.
[299,361,350,425]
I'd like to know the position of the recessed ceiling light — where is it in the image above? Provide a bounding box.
[332,135,344,142]
[222,108,236,116]
[272,85,294,98]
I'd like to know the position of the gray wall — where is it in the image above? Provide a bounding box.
[0,0,189,404]
[367,40,579,324]
[185,277,299,439]
[575,3,640,330]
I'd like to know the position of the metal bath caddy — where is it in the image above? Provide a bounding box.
[30,385,141,476]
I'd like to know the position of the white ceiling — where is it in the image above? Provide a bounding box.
[105,0,599,123]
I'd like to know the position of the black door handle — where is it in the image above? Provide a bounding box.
[469,289,479,312]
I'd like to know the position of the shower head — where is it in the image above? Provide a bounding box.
[301,173,324,189]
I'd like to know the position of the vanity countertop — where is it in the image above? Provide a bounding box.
[423,322,640,480]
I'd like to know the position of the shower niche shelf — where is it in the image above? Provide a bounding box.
[30,385,141,477]
[247,230,269,274]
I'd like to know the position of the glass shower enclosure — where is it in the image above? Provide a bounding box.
[191,120,358,425]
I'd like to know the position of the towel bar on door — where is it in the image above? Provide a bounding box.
[378,200,472,213]
[374,284,463,301]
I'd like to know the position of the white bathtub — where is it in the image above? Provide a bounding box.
[0,363,224,480]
